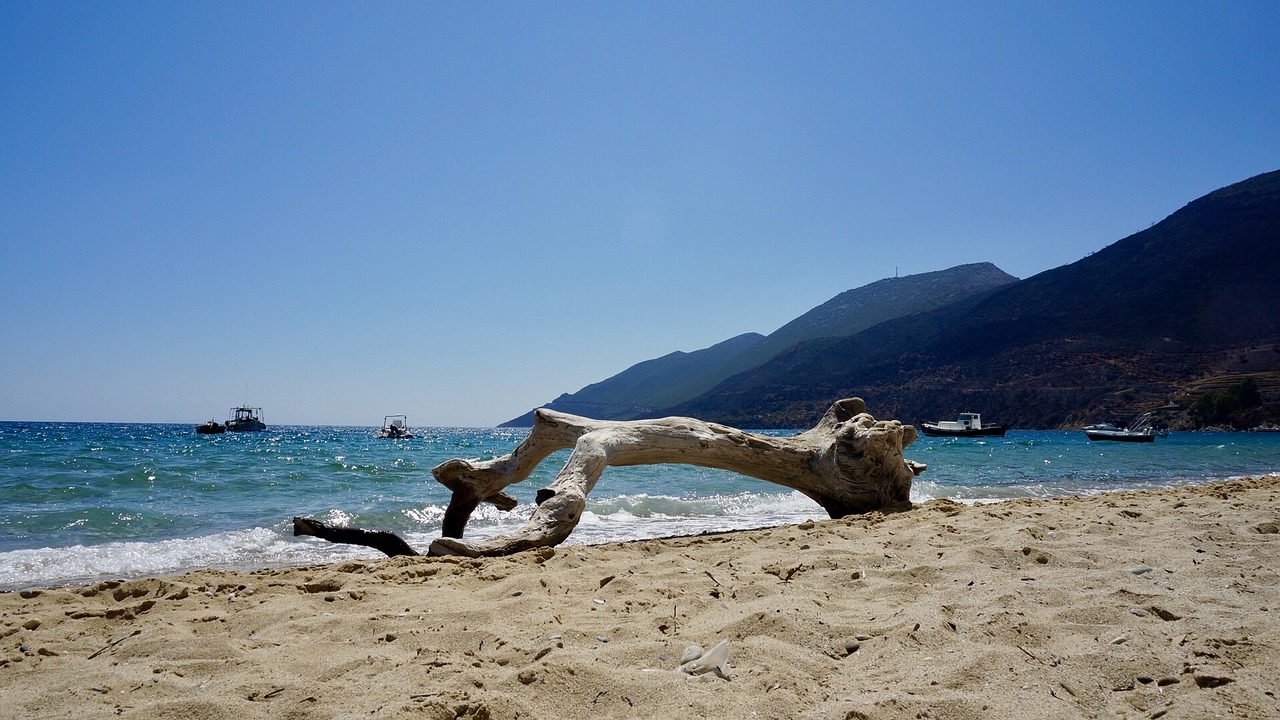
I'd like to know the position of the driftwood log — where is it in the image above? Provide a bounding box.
[293,398,924,558]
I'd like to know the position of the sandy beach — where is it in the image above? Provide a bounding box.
[2,475,1278,719]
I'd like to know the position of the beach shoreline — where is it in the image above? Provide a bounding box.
[3,475,1278,719]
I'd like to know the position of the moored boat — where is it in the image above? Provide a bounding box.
[225,406,266,432]
[377,415,413,439]
[196,420,225,434]
[919,412,1007,437]
[1083,413,1164,442]
[1083,423,1155,442]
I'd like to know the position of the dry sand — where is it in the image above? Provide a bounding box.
[3,475,1278,719]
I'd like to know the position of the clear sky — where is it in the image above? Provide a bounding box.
[3,2,1278,426]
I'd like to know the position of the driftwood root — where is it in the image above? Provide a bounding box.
[291,398,923,559]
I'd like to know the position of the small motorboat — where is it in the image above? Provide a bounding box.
[1083,423,1155,442]
[196,420,225,434]
[1083,414,1164,442]
[225,405,267,432]
[377,415,413,439]
[919,412,1007,437]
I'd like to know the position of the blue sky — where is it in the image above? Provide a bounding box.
[3,2,1278,426]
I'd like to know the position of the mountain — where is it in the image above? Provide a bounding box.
[713,262,1017,379]
[656,169,1280,428]
[501,333,766,426]
[501,263,1018,426]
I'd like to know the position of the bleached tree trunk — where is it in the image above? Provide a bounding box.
[294,398,923,558]
[427,398,924,557]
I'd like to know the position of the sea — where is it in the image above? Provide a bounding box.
[2,422,1278,591]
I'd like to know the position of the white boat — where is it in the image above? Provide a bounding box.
[1083,413,1164,442]
[377,415,413,439]
[919,412,1007,437]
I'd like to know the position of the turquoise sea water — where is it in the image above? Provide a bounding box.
[2,422,1278,590]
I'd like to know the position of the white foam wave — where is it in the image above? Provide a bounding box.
[0,527,381,591]
[1,491,834,589]
[547,491,826,546]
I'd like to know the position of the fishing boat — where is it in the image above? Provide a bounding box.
[225,406,267,432]
[919,412,1007,437]
[1083,413,1164,442]
[195,420,225,434]
[377,415,413,439]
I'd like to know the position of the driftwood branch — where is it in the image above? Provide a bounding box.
[292,516,420,557]
[292,398,924,559]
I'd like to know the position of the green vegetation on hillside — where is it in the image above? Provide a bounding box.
[1189,378,1264,429]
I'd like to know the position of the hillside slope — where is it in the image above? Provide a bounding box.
[715,262,1016,379]
[500,332,766,426]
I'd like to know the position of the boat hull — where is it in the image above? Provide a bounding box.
[225,421,266,432]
